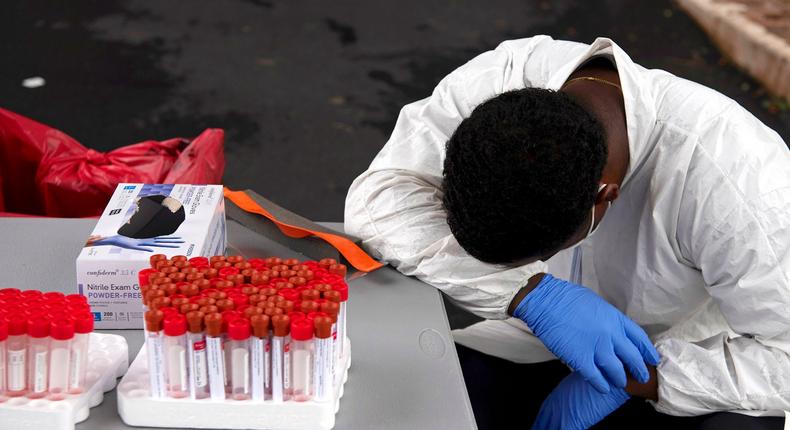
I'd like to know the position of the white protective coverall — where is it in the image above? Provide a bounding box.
[344,36,790,418]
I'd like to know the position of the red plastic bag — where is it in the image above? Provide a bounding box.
[0,108,224,217]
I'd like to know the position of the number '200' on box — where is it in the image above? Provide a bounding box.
[76,184,226,328]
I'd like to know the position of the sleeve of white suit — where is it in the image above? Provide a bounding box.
[654,103,790,415]
[344,36,590,319]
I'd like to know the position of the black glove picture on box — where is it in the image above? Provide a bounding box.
[118,195,186,239]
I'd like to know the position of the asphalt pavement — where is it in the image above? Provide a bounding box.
[3,0,788,221]
[2,0,789,328]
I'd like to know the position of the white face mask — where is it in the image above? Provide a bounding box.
[585,183,611,240]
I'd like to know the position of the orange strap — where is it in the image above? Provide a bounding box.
[223,187,384,273]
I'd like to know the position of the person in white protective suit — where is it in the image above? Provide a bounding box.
[345,36,790,430]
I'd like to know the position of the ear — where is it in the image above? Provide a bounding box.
[596,184,620,205]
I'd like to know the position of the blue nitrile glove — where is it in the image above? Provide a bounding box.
[513,274,660,393]
[91,235,184,252]
[532,371,630,430]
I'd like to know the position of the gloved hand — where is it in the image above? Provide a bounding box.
[532,371,630,430]
[91,235,184,252]
[513,273,660,393]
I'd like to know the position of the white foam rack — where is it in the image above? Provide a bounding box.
[117,339,351,430]
[0,333,129,430]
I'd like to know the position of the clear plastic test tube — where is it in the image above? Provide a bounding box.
[163,313,189,398]
[313,315,333,402]
[48,318,74,400]
[290,319,313,402]
[250,314,270,401]
[5,314,27,397]
[26,316,50,399]
[227,318,251,400]
[0,319,7,401]
[144,310,167,398]
[320,301,340,385]
[186,311,209,399]
[271,314,291,402]
[204,313,226,400]
[221,310,241,392]
[68,312,93,394]
[332,283,349,358]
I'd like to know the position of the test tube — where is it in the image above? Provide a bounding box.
[145,310,167,398]
[68,312,93,394]
[48,318,74,400]
[163,314,189,398]
[26,316,50,399]
[250,314,270,401]
[313,315,333,402]
[204,313,226,400]
[221,310,241,391]
[0,319,7,401]
[290,319,313,402]
[328,263,347,277]
[228,318,251,400]
[332,283,349,358]
[5,314,27,397]
[320,301,340,384]
[300,300,319,314]
[300,289,320,302]
[186,311,210,399]
[271,314,291,402]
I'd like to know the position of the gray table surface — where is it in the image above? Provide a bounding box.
[0,217,476,430]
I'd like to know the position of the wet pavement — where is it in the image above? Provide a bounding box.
[2,0,789,223]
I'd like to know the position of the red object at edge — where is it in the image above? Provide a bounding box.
[0,108,225,217]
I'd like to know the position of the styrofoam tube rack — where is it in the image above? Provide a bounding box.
[117,339,350,430]
[0,333,129,430]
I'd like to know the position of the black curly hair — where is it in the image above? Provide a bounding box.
[442,87,607,264]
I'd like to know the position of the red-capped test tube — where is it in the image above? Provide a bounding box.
[290,319,313,402]
[332,283,349,358]
[5,314,27,397]
[313,315,333,402]
[204,313,226,401]
[27,316,50,399]
[163,314,189,398]
[271,314,291,402]
[144,310,167,398]
[186,311,209,399]
[228,318,251,400]
[69,312,93,394]
[48,318,75,400]
[250,314,270,401]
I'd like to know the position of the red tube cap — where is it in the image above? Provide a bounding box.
[188,257,209,268]
[51,318,75,340]
[229,293,249,308]
[332,283,349,301]
[163,313,187,337]
[291,319,313,341]
[0,320,7,341]
[6,313,27,336]
[228,318,251,340]
[218,267,240,278]
[42,291,66,302]
[65,294,88,305]
[73,312,93,334]
[21,290,43,301]
[28,316,50,338]
[287,311,306,322]
[0,288,21,297]
[277,289,300,302]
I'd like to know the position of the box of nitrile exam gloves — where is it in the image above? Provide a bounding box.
[76,184,226,328]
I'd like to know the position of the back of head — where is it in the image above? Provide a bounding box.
[442,88,607,264]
